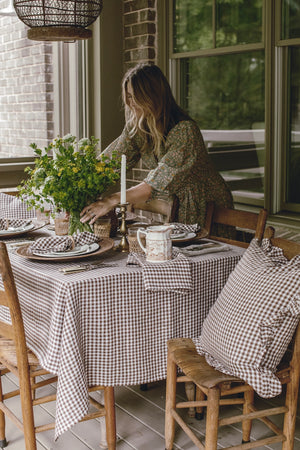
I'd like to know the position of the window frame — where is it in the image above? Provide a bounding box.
[167,0,300,222]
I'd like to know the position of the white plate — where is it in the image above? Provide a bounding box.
[171,231,187,239]
[32,243,99,258]
[0,222,34,235]
[171,232,196,243]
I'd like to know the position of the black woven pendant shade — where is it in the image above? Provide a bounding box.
[13,0,103,41]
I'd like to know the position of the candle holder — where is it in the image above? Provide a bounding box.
[115,203,129,252]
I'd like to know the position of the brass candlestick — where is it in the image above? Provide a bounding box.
[115,203,129,252]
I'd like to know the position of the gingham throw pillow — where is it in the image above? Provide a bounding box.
[193,237,300,398]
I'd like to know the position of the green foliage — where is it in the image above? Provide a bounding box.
[18,134,121,215]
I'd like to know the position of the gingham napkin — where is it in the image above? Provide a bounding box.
[127,248,192,294]
[170,222,200,235]
[28,232,100,254]
[0,217,31,231]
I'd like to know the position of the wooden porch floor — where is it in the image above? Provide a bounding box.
[1,371,300,449]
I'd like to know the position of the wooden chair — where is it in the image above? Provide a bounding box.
[165,227,300,450]
[207,203,268,247]
[0,242,116,450]
[131,197,178,223]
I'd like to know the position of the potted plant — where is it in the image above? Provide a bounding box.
[18,134,121,234]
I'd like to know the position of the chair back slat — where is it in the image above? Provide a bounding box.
[132,198,175,223]
[208,204,268,246]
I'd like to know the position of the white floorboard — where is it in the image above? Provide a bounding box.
[1,375,299,450]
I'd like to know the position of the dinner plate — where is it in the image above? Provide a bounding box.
[171,232,197,243]
[170,231,187,239]
[0,223,34,235]
[32,243,99,258]
[15,238,115,262]
[0,220,46,238]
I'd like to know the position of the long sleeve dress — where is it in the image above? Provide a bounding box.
[102,120,233,227]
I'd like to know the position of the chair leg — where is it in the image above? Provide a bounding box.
[165,353,177,450]
[205,387,220,450]
[185,381,196,417]
[195,386,205,420]
[0,375,7,448]
[20,375,37,450]
[282,372,300,450]
[242,389,254,443]
[104,387,116,450]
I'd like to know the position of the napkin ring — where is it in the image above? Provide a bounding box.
[68,236,76,250]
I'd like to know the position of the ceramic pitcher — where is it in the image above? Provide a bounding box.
[137,225,173,262]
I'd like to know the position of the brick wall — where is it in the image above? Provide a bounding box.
[0,0,157,161]
[123,0,157,71]
[0,2,54,158]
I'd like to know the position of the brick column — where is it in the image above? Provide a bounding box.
[123,0,157,71]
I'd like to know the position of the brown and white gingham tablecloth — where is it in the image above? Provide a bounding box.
[1,231,244,438]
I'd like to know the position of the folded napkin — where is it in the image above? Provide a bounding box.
[169,222,200,235]
[28,232,100,254]
[0,218,31,231]
[179,242,230,257]
[127,249,192,294]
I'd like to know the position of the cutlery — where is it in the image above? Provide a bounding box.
[59,262,118,274]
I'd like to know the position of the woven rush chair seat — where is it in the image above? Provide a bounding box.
[0,337,40,367]
[165,227,300,450]
[0,242,116,450]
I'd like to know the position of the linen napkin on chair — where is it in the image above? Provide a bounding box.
[0,217,31,231]
[127,248,192,294]
[28,232,100,254]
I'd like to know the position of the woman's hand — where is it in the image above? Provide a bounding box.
[80,182,152,226]
[80,196,119,225]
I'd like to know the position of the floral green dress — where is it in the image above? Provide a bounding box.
[102,120,233,227]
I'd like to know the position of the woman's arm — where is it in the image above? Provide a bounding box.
[80,181,152,225]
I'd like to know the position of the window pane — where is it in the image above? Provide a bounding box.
[282,0,300,39]
[216,0,263,47]
[180,52,265,201]
[287,47,300,204]
[173,0,213,52]
[0,14,54,158]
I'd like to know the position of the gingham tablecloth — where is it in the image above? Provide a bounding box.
[1,235,244,438]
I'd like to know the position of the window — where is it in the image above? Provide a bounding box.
[169,0,300,218]
[280,1,300,212]
[0,5,86,189]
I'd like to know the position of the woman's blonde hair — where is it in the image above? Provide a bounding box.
[122,63,191,157]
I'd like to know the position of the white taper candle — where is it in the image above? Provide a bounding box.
[120,154,126,204]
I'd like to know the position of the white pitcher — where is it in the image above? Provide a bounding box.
[137,225,173,262]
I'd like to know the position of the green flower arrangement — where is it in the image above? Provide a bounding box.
[18,134,121,234]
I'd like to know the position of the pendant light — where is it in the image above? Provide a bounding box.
[13,0,103,41]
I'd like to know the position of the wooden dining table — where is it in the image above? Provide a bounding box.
[0,197,245,439]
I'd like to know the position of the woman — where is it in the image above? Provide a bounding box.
[80,63,233,227]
